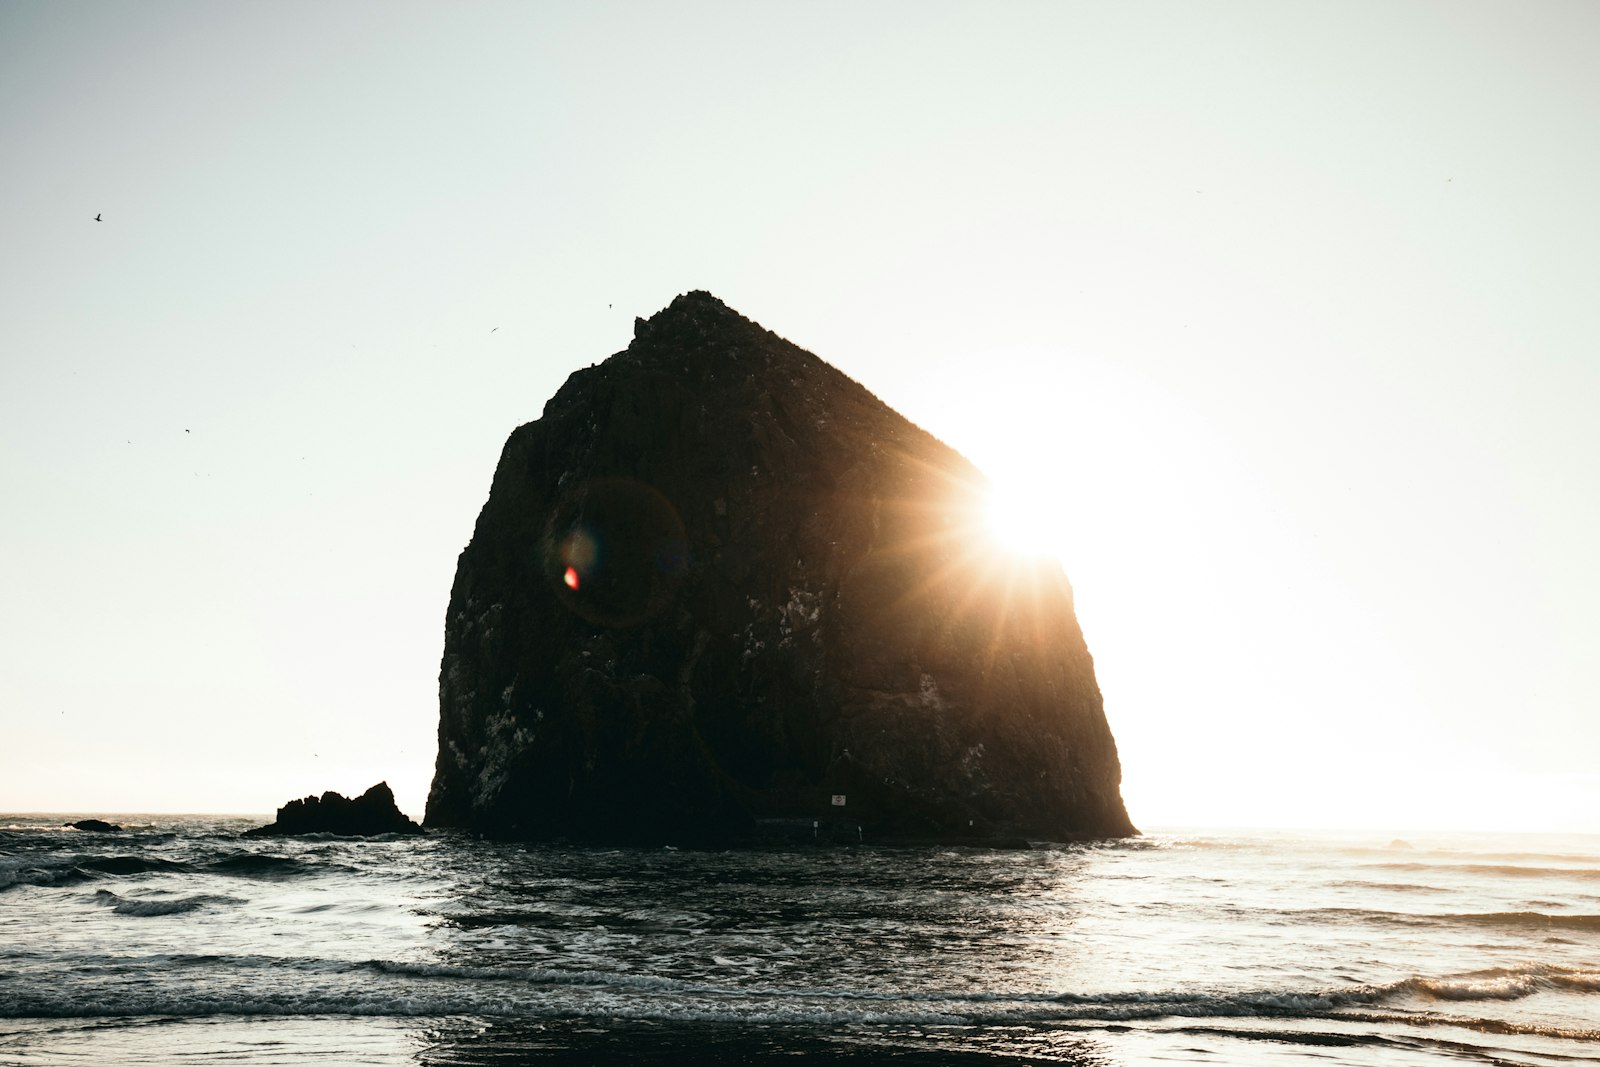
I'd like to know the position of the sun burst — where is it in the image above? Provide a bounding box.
[983,479,1068,561]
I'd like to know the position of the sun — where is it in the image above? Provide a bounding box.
[983,478,1069,560]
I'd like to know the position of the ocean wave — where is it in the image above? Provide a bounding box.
[3,848,336,892]
[77,855,192,876]
[92,889,245,916]
[0,860,97,891]
[1272,904,1600,933]
[1367,860,1600,882]
[361,957,696,993]
[1450,910,1600,931]
[202,853,318,879]
[1155,836,1600,871]
[1414,847,1600,867]
[3,991,1595,1042]
[1325,879,1450,894]
[1,852,194,891]
[186,957,1600,1012]
[2,955,1595,1041]
[1400,963,1600,1002]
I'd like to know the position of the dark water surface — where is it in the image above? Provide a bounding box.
[3,817,1597,1064]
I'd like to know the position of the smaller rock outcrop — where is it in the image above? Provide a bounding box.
[66,819,123,832]
[244,782,422,837]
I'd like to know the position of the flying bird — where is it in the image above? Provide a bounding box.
[93,213,102,222]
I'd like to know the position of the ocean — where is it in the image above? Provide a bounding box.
[1,818,1595,1065]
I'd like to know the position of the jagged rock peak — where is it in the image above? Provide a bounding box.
[625,290,815,381]
[244,782,423,838]
[632,289,742,341]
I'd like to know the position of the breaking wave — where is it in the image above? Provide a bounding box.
[1276,905,1600,932]
[0,847,322,892]
[0,856,111,891]
[92,889,245,916]
[1367,860,1600,882]
[4,956,1594,1041]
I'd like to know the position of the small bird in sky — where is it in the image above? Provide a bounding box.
[93,213,102,222]
[491,327,498,333]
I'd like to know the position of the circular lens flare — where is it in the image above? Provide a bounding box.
[549,478,688,627]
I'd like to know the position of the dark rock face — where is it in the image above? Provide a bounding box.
[245,782,422,837]
[425,292,1135,844]
[67,819,123,832]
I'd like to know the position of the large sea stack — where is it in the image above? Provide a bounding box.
[425,292,1135,843]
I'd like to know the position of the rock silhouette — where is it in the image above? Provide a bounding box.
[425,292,1135,844]
[245,782,422,837]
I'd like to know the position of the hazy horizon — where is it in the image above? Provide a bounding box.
[4,1,1597,834]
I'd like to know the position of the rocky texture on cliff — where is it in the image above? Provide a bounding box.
[425,292,1134,843]
[245,782,422,837]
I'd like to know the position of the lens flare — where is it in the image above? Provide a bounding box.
[549,478,688,627]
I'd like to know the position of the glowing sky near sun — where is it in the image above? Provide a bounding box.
[2,1,1597,832]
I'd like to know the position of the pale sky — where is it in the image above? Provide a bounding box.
[3,1,1596,833]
